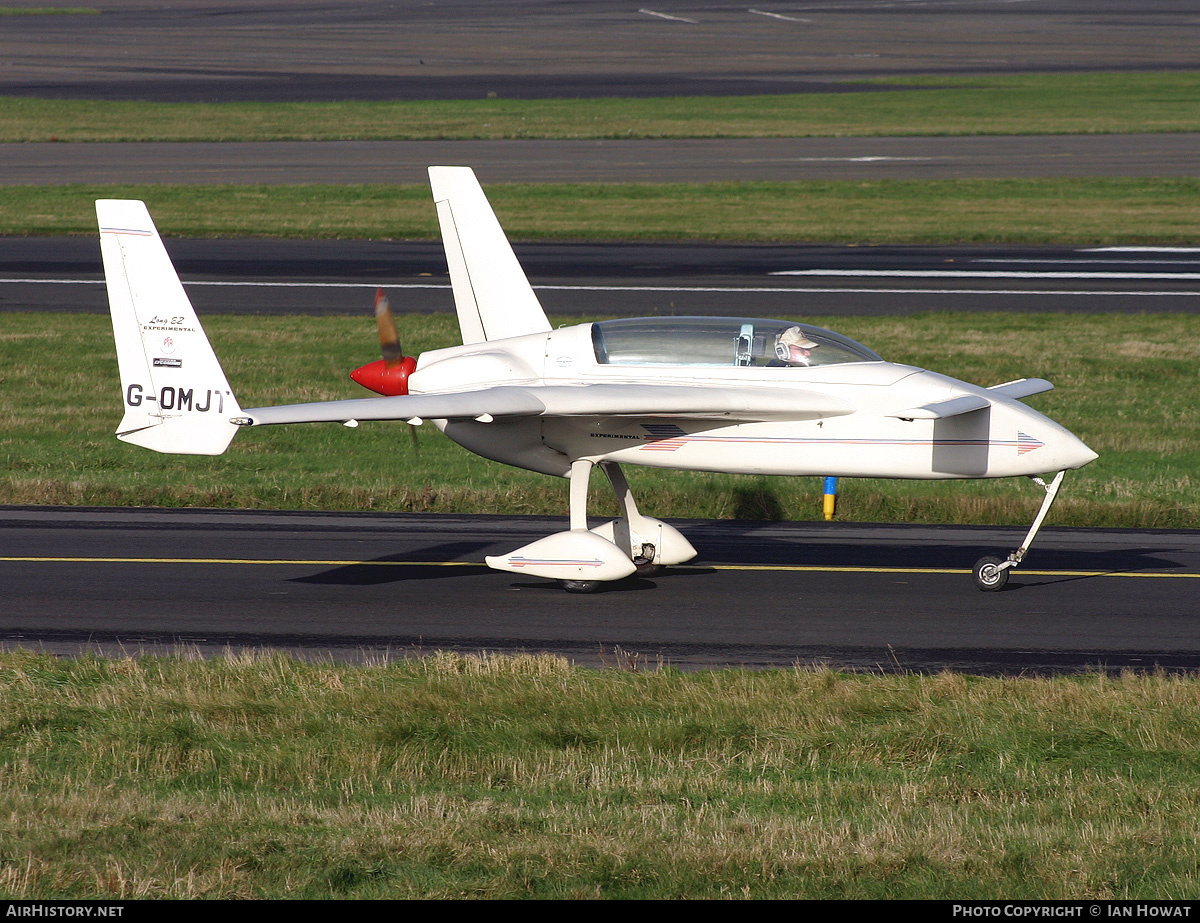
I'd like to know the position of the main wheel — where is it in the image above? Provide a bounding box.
[973,555,1009,592]
[633,543,660,576]
[559,579,602,594]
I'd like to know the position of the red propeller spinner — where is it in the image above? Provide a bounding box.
[350,289,417,395]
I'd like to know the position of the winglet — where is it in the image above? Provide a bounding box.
[98,199,241,455]
[987,378,1054,400]
[888,393,992,420]
[429,167,552,345]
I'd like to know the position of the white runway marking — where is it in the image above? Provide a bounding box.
[639,8,699,23]
[790,156,932,163]
[1084,247,1200,253]
[747,9,812,22]
[772,269,1200,280]
[975,259,1200,266]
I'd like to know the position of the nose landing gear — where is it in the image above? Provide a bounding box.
[973,470,1067,592]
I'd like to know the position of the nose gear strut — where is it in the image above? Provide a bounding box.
[973,470,1067,591]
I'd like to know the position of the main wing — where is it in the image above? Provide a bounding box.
[238,383,856,427]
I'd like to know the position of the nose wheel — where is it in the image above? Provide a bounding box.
[972,470,1066,592]
[973,555,1009,591]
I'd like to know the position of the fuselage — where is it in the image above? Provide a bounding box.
[407,317,1097,481]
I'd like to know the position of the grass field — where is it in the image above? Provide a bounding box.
[4,72,1200,142]
[3,311,1196,528]
[0,7,97,14]
[6,177,1200,244]
[4,649,1200,899]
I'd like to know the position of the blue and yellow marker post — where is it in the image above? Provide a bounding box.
[823,476,837,520]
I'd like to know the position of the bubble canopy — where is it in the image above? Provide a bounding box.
[590,317,883,368]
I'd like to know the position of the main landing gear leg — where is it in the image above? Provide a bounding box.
[593,460,698,575]
[568,457,593,533]
[973,470,1067,592]
[600,461,658,574]
[560,459,604,594]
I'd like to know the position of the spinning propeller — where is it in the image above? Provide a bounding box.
[350,289,417,396]
[349,288,421,451]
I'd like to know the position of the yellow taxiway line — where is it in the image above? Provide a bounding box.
[2,557,1198,579]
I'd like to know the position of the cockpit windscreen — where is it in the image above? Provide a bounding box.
[591,317,882,368]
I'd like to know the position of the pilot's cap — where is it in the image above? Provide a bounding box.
[779,326,819,349]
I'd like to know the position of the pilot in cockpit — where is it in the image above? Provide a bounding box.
[774,326,820,366]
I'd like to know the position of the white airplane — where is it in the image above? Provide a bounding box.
[99,166,1097,593]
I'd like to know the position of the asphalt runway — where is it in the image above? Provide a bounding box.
[3,507,1197,673]
[9,134,1200,185]
[4,1,1197,102]
[5,237,1200,317]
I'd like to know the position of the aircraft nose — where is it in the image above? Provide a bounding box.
[1057,431,1098,470]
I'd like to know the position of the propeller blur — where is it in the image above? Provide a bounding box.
[348,289,417,396]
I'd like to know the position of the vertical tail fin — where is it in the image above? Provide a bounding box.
[98,199,241,455]
[429,166,552,345]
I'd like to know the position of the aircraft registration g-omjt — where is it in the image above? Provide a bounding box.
[99,166,1097,593]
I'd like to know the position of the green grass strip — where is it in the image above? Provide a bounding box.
[4,72,1200,142]
[4,649,1200,898]
[0,6,97,14]
[7,177,1200,244]
[2,312,1196,528]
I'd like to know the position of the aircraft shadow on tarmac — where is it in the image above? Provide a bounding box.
[692,538,1181,574]
[289,541,494,586]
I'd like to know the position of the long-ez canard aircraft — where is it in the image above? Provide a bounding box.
[99,167,1097,592]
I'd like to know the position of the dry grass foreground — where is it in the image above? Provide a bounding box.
[2,649,1199,899]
